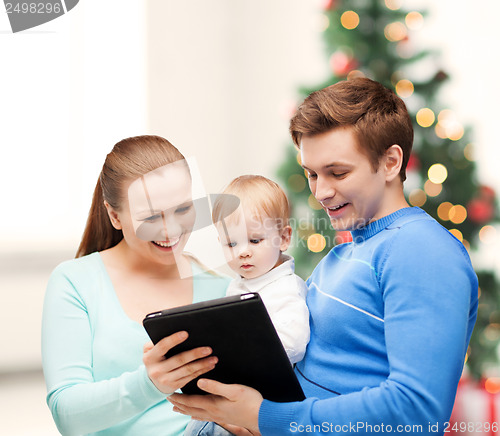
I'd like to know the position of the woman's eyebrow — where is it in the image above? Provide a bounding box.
[135,209,163,219]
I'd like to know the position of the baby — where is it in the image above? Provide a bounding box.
[184,175,310,436]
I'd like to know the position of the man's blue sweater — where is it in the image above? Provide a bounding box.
[259,207,478,435]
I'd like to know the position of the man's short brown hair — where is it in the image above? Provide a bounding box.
[290,78,414,182]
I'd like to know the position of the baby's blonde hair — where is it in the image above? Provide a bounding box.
[212,175,290,229]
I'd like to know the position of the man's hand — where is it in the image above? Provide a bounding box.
[168,378,263,435]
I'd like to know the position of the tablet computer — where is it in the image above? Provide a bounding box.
[143,292,305,403]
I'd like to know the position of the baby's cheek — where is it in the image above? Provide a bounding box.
[223,250,240,269]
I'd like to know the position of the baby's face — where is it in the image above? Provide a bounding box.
[217,211,285,279]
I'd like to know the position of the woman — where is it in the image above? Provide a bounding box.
[42,135,230,435]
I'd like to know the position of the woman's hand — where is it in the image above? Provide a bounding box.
[168,378,263,434]
[143,331,218,395]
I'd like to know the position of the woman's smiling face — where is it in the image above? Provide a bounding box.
[119,161,196,266]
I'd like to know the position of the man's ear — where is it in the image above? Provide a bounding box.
[104,201,122,230]
[383,144,404,183]
[279,225,292,252]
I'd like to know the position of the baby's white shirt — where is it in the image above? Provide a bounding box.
[226,255,310,364]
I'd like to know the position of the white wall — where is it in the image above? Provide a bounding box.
[145,0,327,194]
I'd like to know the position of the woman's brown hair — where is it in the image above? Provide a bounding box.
[76,135,186,258]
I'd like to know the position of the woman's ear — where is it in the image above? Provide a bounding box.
[383,144,404,183]
[279,225,292,252]
[104,201,122,230]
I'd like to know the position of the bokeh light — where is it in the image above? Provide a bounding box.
[405,11,424,30]
[308,194,323,210]
[318,14,330,32]
[296,152,302,166]
[479,225,497,244]
[395,40,415,59]
[288,174,307,193]
[449,204,467,224]
[449,229,463,242]
[484,324,500,342]
[428,163,448,184]
[347,70,365,80]
[341,11,360,30]
[385,0,402,11]
[384,22,407,42]
[447,123,464,141]
[464,143,475,161]
[462,239,470,252]
[424,180,442,197]
[485,377,500,394]
[307,233,326,252]
[409,189,426,207]
[395,79,414,98]
[437,202,453,221]
[435,109,464,141]
[416,108,435,128]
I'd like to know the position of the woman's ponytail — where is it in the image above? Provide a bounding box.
[75,176,123,258]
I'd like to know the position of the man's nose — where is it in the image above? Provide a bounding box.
[314,176,336,204]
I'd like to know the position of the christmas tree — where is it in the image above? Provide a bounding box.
[277,0,500,380]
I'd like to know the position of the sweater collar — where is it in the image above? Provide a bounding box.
[350,207,420,242]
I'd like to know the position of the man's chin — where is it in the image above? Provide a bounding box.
[330,218,353,232]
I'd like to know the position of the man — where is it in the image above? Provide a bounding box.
[168,78,478,436]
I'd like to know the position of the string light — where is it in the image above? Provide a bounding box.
[449,205,467,224]
[384,22,407,42]
[288,174,307,193]
[424,180,442,197]
[405,11,424,30]
[437,202,453,221]
[479,225,497,244]
[308,194,323,210]
[395,79,414,98]
[409,189,426,207]
[307,233,326,252]
[341,11,360,30]
[416,108,435,128]
[428,163,448,184]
